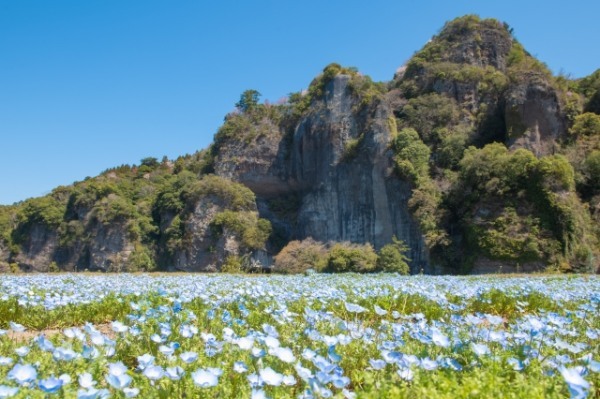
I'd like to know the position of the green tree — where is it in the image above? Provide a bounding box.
[325,242,378,273]
[376,237,410,274]
[570,113,600,137]
[235,89,261,113]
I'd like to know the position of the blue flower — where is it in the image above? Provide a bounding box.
[143,365,164,381]
[38,377,63,394]
[192,368,220,388]
[7,364,37,386]
[179,351,198,364]
[0,385,18,398]
[559,366,589,399]
[165,366,184,381]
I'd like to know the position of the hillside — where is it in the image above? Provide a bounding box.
[1,15,599,274]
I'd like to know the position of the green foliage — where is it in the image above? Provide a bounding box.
[342,134,364,162]
[127,244,157,272]
[17,196,65,228]
[400,94,460,144]
[183,174,257,211]
[575,69,600,113]
[324,242,378,273]
[569,112,600,137]
[472,208,555,263]
[211,210,271,250]
[221,255,243,273]
[376,237,410,274]
[390,128,431,183]
[273,238,328,274]
[140,157,160,169]
[455,143,597,272]
[235,89,261,113]
[584,150,600,189]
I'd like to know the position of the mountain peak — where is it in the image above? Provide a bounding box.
[411,15,514,72]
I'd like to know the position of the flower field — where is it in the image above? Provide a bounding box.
[0,274,598,398]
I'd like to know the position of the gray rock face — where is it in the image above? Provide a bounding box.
[214,75,431,272]
[172,196,223,272]
[440,22,513,71]
[13,224,58,271]
[86,222,134,271]
[290,76,429,272]
[10,218,135,272]
[505,76,565,156]
[166,195,262,272]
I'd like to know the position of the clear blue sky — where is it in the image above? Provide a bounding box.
[1,0,599,205]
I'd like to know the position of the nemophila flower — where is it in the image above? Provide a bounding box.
[79,373,96,389]
[143,365,165,381]
[369,359,386,370]
[64,327,86,341]
[166,366,184,381]
[471,343,491,356]
[14,347,29,357]
[123,387,140,398]
[397,368,414,381]
[7,363,37,385]
[431,329,450,348]
[77,388,110,399]
[260,367,284,386]
[108,362,128,377]
[283,375,297,386]
[34,335,55,352]
[263,324,279,337]
[179,351,198,364]
[150,334,164,343]
[9,322,25,333]
[271,347,296,363]
[82,345,99,360]
[0,357,13,367]
[344,302,366,313]
[251,389,268,399]
[237,336,254,350]
[252,348,266,358]
[38,377,63,394]
[53,347,78,362]
[247,373,263,388]
[106,370,132,390]
[559,366,590,399]
[111,321,128,333]
[420,357,438,371]
[158,344,175,356]
[302,348,316,360]
[0,386,18,398]
[191,368,220,388]
[233,361,249,373]
[137,354,155,370]
[374,305,388,316]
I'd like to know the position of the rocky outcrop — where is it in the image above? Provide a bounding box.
[433,17,513,71]
[214,75,432,272]
[171,196,226,272]
[505,75,565,156]
[13,224,58,272]
[86,222,134,271]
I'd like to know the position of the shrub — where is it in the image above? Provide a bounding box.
[211,211,272,250]
[570,112,600,137]
[376,237,410,274]
[221,255,243,273]
[324,242,377,273]
[273,238,328,274]
[391,128,431,183]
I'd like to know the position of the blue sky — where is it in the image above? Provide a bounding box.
[1,0,599,205]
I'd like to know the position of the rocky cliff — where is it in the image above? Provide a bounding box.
[1,15,599,274]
